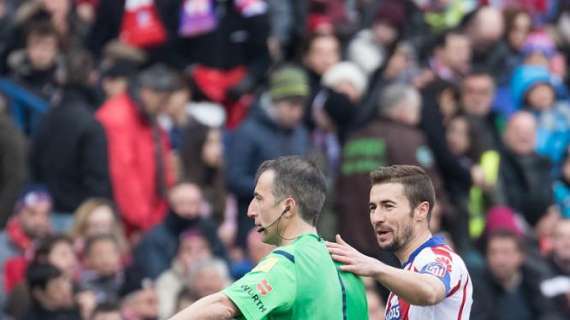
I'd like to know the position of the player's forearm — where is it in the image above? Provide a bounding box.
[374,264,444,305]
[169,293,237,320]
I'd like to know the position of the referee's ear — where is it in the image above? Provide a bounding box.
[283,197,297,217]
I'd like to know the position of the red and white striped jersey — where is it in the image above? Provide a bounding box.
[384,236,473,320]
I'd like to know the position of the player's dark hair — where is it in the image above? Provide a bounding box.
[255,156,327,225]
[370,165,435,221]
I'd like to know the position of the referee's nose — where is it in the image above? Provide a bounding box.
[247,199,257,219]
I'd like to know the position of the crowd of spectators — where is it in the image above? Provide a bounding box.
[0,0,569,319]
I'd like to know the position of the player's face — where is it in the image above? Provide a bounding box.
[248,170,283,245]
[369,183,415,253]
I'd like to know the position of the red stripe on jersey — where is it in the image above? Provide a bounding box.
[456,277,470,320]
[431,246,452,260]
[399,297,411,320]
[446,280,461,297]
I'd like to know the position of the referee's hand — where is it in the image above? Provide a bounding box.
[326,234,384,277]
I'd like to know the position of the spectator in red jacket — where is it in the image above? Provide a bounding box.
[96,64,180,237]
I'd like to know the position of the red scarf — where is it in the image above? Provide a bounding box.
[3,218,33,293]
[6,217,32,253]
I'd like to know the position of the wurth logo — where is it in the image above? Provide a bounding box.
[256,279,273,296]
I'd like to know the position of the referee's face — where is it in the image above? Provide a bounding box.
[369,183,415,253]
[249,170,284,245]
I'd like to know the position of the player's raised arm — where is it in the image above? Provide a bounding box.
[327,235,446,306]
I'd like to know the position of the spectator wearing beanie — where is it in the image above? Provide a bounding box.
[0,187,52,309]
[226,65,311,247]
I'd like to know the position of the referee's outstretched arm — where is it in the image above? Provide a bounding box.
[169,292,239,320]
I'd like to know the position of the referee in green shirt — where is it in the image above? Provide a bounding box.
[171,156,368,320]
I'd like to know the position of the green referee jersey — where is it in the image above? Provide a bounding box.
[224,233,368,320]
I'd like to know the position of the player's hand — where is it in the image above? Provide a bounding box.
[326,234,383,277]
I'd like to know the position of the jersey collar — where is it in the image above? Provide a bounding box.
[294,232,321,242]
[402,235,447,267]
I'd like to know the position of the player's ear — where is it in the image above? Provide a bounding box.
[415,201,430,222]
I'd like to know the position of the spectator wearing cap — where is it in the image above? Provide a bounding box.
[0,93,27,229]
[31,49,111,232]
[96,64,180,235]
[0,186,52,307]
[226,65,311,247]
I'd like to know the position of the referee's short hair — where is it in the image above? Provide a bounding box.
[370,165,435,221]
[256,156,327,225]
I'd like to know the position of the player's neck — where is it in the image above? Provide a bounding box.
[395,230,432,263]
[278,219,317,246]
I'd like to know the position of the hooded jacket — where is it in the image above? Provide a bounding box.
[510,65,570,169]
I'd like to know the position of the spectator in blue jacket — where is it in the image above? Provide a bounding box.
[510,65,570,172]
[225,65,311,247]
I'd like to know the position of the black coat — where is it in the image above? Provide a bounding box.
[0,113,27,227]
[31,87,111,213]
[23,304,81,320]
[471,265,564,320]
[498,150,553,226]
[133,211,228,279]
[420,81,472,196]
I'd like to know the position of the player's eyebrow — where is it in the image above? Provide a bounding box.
[379,200,396,206]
